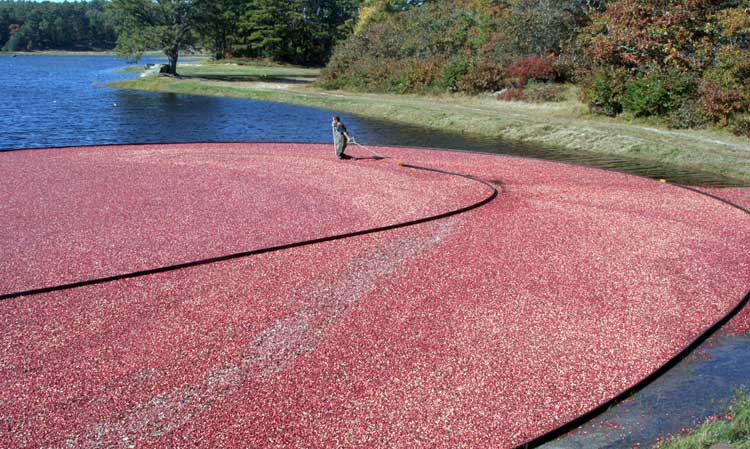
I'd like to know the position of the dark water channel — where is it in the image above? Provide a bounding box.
[541,329,750,449]
[1,55,749,447]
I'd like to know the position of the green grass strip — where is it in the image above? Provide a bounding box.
[107,65,750,185]
[655,390,750,449]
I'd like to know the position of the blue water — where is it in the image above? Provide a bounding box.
[0,55,525,151]
[0,55,741,186]
[0,55,364,148]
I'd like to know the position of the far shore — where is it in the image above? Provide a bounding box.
[2,50,208,57]
[2,50,115,56]
[107,60,750,185]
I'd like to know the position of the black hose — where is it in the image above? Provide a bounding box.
[0,161,498,301]
[2,143,748,449]
[513,188,750,449]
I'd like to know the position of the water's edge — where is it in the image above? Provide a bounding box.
[1,55,744,187]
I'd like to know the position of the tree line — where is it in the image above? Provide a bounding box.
[323,0,750,136]
[0,1,116,51]
[1,0,359,69]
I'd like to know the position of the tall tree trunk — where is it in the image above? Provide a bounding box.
[166,45,179,75]
[214,31,225,60]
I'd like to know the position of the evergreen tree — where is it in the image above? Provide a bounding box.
[233,0,359,66]
[0,1,116,52]
[194,0,243,60]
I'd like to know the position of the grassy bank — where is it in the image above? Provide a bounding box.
[655,390,750,449]
[115,59,311,76]
[108,61,750,184]
[115,65,146,73]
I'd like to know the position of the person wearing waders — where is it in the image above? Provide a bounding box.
[332,116,352,159]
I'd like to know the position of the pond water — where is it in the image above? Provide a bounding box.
[542,330,750,449]
[0,55,740,186]
[1,55,748,447]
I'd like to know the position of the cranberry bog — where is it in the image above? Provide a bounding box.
[1,143,748,448]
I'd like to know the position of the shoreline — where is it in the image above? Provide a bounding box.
[106,66,750,185]
[2,50,114,56]
[1,50,207,57]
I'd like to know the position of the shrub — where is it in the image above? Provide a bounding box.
[3,29,29,51]
[668,101,710,129]
[385,73,410,94]
[699,78,745,127]
[506,55,558,86]
[406,58,443,93]
[730,113,750,137]
[368,59,404,92]
[578,0,750,131]
[699,47,750,127]
[457,61,505,94]
[439,57,473,92]
[523,80,564,102]
[622,67,698,118]
[622,78,671,117]
[581,67,627,116]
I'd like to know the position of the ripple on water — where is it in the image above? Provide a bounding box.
[0,56,744,187]
[542,320,750,449]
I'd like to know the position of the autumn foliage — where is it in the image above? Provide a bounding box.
[506,55,559,86]
[322,0,584,95]
[323,0,750,135]
[579,0,750,134]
